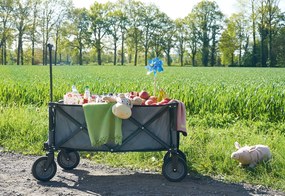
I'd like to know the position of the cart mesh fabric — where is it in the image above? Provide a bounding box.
[53,103,178,151]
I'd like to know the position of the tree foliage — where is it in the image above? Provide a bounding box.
[0,0,284,67]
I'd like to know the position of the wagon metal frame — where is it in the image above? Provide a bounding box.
[31,44,187,182]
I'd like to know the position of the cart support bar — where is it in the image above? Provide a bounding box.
[47,43,53,102]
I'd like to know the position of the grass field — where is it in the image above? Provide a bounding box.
[1,65,285,191]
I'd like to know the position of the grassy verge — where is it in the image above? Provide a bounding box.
[1,106,285,191]
[0,105,47,154]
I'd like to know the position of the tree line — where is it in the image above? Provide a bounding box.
[0,0,284,67]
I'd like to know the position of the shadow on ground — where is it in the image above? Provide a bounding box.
[38,168,261,196]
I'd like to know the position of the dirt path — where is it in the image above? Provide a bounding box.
[0,151,284,196]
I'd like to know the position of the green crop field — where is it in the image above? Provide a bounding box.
[1,65,285,191]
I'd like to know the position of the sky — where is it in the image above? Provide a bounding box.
[72,0,285,19]
[72,0,236,18]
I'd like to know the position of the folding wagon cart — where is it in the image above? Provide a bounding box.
[31,44,188,182]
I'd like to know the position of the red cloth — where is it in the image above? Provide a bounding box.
[170,100,187,136]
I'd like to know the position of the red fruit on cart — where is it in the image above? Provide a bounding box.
[139,90,150,100]
[145,99,154,105]
[148,96,157,103]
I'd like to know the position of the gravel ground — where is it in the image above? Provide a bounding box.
[0,151,284,196]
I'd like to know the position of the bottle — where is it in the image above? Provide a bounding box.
[72,85,79,94]
[83,86,90,104]
[64,85,79,104]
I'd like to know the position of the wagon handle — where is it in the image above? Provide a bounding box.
[47,43,53,102]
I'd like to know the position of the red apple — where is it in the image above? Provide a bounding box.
[145,99,154,105]
[148,96,157,103]
[139,90,150,100]
[162,98,171,103]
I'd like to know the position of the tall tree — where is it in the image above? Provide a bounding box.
[185,13,200,66]
[53,0,72,65]
[174,18,187,66]
[69,8,91,65]
[29,0,41,65]
[125,0,144,66]
[259,0,268,67]
[139,4,162,65]
[89,2,111,65]
[0,0,14,65]
[161,20,175,66]
[274,25,285,66]
[151,12,173,61]
[14,0,31,65]
[117,0,129,65]
[191,0,224,66]
[220,13,249,66]
[263,0,281,67]
[107,3,123,65]
[251,0,258,66]
[219,16,239,66]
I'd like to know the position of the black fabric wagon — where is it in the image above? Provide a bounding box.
[31,44,188,182]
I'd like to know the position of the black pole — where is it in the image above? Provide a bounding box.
[47,43,53,102]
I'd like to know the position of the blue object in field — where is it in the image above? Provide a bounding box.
[145,57,164,76]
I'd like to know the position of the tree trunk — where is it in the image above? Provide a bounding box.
[42,44,45,65]
[202,31,209,66]
[4,42,7,65]
[17,33,22,65]
[32,39,35,65]
[114,41,117,65]
[97,47,102,65]
[191,51,196,67]
[79,44,83,65]
[144,49,148,66]
[268,1,273,67]
[260,2,267,67]
[180,52,184,66]
[1,45,4,65]
[121,32,124,65]
[134,42,138,66]
[21,47,24,65]
[211,30,216,66]
[31,9,37,65]
[239,40,242,66]
[211,44,215,66]
[202,43,209,66]
[167,51,171,66]
[251,0,257,67]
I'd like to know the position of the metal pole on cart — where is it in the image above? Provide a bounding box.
[47,43,53,102]
[46,43,55,156]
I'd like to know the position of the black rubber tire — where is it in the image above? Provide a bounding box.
[163,150,187,162]
[32,156,57,181]
[57,150,80,170]
[162,156,187,182]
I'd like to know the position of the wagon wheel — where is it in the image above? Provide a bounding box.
[57,150,80,170]
[163,150,187,162]
[32,156,57,181]
[162,156,187,182]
